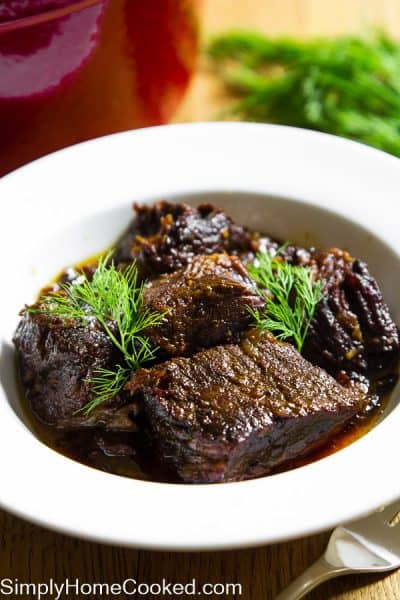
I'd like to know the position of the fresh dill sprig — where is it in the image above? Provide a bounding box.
[247,251,323,352]
[208,30,400,156]
[87,365,131,414]
[28,252,165,414]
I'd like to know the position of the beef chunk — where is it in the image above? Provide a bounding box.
[143,253,264,356]
[257,238,313,266]
[126,330,366,483]
[114,201,186,267]
[13,311,138,431]
[303,249,399,377]
[114,201,259,277]
[260,244,399,378]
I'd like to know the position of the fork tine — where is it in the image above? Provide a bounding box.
[378,499,400,523]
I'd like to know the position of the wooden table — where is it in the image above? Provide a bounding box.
[2,2,400,599]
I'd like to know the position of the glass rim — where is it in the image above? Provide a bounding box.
[0,0,103,33]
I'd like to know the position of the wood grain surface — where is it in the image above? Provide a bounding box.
[2,2,400,599]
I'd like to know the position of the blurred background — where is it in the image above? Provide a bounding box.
[2,0,400,175]
[176,0,400,122]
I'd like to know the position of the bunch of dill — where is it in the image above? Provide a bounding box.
[208,30,400,156]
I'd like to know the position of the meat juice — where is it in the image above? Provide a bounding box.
[0,0,200,175]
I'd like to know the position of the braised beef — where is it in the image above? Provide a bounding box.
[126,330,366,483]
[114,201,260,277]
[114,201,186,268]
[13,310,138,431]
[143,253,264,356]
[13,201,399,484]
[259,244,399,378]
[303,249,399,377]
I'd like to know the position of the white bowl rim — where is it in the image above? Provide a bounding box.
[0,122,399,551]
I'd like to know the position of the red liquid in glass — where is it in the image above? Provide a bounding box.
[0,0,200,175]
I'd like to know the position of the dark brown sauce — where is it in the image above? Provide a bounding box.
[18,253,399,484]
[21,404,178,482]
[272,399,386,475]
[20,383,391,483]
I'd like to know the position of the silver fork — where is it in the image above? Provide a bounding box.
[276,499,400,600]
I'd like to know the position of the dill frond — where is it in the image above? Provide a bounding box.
[28,253,165,413]
[208,30,400,156]
[247,251,323,352]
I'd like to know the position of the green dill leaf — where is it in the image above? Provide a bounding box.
[247,251,323,352]
[81,365,131,416]
[28,253,165,413]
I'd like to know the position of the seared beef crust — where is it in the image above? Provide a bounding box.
[126,330,366,483]
[262,244,399,378]
[143,253,265,356]
[114,201,260,277]
[303,249,399,377]
[13,311,138,431]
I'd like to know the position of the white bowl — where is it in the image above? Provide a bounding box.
[0,123,399,551]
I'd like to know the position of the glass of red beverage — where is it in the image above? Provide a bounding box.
[0,0,200,176]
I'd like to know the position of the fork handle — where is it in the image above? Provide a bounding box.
[275,557,348,600]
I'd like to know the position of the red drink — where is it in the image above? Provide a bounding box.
[0,0,200,175]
